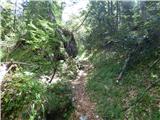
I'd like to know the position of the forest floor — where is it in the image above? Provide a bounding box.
[70,61,102,120]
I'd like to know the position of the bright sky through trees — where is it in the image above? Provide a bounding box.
[62,0,88,22]
[0,0,88,22]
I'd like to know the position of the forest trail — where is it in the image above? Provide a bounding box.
[70,61,101,120]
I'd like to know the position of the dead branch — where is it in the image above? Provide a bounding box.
[117,51,132,82]
[117,43,143,82]
[117,58,129,81]
[72,8,91,32]
[49,62,59,83]
[149,57,160,68]
[1,61,35,66]
[123,79,160,112]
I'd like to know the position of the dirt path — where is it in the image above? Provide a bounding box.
[70,62,102,120]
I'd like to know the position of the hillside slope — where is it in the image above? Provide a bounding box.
[87,51,160,120]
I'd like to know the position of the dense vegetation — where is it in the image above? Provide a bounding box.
[1,0,160,120]
[85,1,160,119]
[1,1,76,119]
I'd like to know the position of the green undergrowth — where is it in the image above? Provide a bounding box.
[7,47,55,75]
[2,44,78,120]
[87,51,160,120]
[2,70,73,120]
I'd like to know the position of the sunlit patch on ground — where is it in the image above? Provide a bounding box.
[0,64,8,83]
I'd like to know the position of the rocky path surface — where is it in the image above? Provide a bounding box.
[71,62,102,120]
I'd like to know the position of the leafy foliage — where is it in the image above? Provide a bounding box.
[84,1,160,54]
[2,71,46,120]
[1,0,160,119]
[1,1,75,120]
[87,51,160,119]
[2,70,73,120]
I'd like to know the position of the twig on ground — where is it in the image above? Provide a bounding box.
[123,79,160,112]
[149,58,160,68]
[1,61,34,66]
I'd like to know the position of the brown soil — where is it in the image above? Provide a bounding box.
[70,62,102,120]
